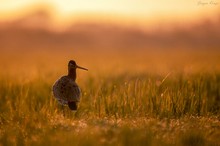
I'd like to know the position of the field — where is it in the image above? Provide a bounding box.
[0,50,220,146]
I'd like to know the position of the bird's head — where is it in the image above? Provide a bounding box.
[68,60,88,71]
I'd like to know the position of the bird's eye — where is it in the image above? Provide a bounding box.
[69,63,75,67]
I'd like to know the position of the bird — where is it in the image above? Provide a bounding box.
[52,60,88,111]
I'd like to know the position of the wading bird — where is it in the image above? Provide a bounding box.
[52,60,88,111]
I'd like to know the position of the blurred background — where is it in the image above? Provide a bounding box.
[0,0,220,77]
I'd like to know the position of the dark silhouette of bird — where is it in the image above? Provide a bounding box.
[53,60,88,110]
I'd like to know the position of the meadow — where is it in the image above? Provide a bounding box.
[0,50,220,146]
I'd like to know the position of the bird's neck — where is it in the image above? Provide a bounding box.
[68,68,76,81]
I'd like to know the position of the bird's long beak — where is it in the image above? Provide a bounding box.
[77,65,88,71]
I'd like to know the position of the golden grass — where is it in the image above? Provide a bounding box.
[0,50,220,145]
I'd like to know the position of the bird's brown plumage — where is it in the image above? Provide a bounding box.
[53,76,81,105]
[52,60,87,110]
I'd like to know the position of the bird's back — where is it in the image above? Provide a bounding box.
[52,76,81,105]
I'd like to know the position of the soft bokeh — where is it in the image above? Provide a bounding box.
[0,0,220,76]
[1,2,220,146]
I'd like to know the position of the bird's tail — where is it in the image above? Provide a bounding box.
[68,101,77,110]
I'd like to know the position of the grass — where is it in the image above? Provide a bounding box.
[0,51,220,146]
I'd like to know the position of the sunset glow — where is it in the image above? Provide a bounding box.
[0,0,219,27]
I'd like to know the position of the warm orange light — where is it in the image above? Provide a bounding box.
[0,0,219,27]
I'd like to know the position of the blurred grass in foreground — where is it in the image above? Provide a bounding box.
[0,50,220,145]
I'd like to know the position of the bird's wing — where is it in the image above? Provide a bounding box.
[65,80,81,102]
[52,76,81,104]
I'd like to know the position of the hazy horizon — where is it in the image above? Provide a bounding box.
[0,1,220,56]
[1,0,220,28]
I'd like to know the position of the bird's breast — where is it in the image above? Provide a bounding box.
[52,76,81,104]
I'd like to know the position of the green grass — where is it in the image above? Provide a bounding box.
[0,70,220,146]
